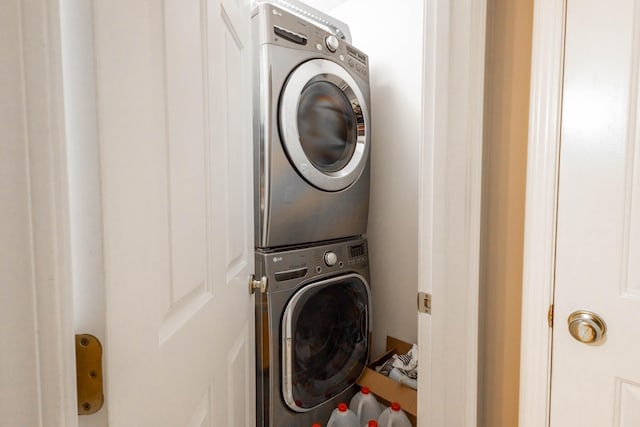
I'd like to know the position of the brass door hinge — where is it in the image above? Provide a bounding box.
[548,304,554,328]
[418,292,432,314]
[75,334,104,415]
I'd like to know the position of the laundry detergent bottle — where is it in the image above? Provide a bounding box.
[349,387,383,426]
[327,403,359,427]
[377,402,412,427]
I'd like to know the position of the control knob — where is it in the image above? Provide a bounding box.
[325,35,339,52]
[324,251,338,267]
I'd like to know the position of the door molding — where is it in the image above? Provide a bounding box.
[12,0,78,424]
[419,0,486,425]
[518,0,567,426]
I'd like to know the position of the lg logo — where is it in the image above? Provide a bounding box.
[273,256,283,263]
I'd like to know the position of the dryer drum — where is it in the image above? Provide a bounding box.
[279,59,370,192]
[296,80,358,173]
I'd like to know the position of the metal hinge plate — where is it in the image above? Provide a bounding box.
[548,304,554,328]
[75,334,104,415]
[418,292,432,314]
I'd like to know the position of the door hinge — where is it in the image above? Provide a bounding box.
[418,292,432,314]
[548,304,554,328]
[75,334,104,415]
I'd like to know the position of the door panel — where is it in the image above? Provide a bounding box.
[160,0,210,338]
[220,5,250,276]
[551,0,640,424]
[624,109,640,298]
[92,0,253,425]
[164,0,208,304]
[616,380,640,426]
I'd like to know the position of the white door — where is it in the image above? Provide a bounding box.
[90,0,255,425]
[551,0,640,424]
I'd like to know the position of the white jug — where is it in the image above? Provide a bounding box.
[348,387,383,426]
[377,402,412,427]
[327,403,359,427]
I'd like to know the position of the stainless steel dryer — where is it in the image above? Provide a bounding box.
[254,237,371,426]
[252,3,372,249]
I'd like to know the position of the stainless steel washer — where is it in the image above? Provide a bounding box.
[252,3,372,249]
[255,238,371,426]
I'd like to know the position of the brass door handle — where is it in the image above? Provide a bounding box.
[248,274,268,295]
[567,310,606,344]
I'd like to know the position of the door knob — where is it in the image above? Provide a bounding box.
[567,310,606,344]
[248,274,268,295]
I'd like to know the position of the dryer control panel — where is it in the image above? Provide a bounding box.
[253,3,369,81]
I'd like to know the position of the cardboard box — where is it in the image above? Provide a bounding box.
[357,336,417,426]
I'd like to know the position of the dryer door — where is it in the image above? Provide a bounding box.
[281,273,371,411]
[279,59,370,192]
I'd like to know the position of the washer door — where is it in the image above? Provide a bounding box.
[281,273,370,411]
[279,59,370,192]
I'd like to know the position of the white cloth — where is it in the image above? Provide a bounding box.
[391,344,418,379]
[375,344,419,383]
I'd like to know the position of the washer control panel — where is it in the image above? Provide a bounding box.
[312,240,368,274]
[257,238,369,290]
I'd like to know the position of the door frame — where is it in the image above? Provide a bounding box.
[22,0,489,425]
[518,0,567,426]
[418,0,486,425]
[11,0,78,424]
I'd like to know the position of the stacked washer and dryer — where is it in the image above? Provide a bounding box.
[251,2,373,426]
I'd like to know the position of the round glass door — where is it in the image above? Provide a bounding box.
[279,59,370,192]
[297,81,357,173]
[281,274,370,412]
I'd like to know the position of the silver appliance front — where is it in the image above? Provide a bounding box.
[252,3,371,249]
[255,238,371,426]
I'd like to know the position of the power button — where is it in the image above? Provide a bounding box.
[325,35,339,52]
[324,251,338,267]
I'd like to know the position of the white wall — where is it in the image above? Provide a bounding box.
[329,0,424,356]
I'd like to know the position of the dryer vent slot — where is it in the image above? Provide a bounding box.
[273,25,308,46]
